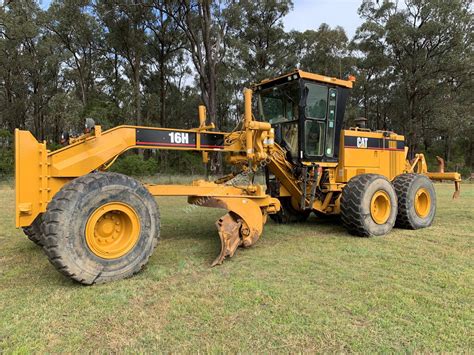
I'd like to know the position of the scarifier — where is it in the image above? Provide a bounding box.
[14,70,461,284]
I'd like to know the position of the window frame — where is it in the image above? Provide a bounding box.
[301,81,330,159]
[304,82,329,120]
[303,120,326,157]
[257,81,301,125]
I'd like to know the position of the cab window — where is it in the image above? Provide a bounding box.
[305,83,328,119]
[257,82,300,124]
[259,96,283,123]
[304,120,325,156]
[282,122,298,157]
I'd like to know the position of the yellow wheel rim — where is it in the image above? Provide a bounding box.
[370,190,391,225]
[414,187,431,218]
[85,202,140,259]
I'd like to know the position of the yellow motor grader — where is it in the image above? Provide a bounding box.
[15,70,461,284]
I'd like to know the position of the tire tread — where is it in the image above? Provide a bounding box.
[341,174,395,237]
[41,172,160,284]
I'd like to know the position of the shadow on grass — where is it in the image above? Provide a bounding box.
[26,208,366,285]
[267,214,351,237]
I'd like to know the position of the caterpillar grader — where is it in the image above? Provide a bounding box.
[15,69,461,284]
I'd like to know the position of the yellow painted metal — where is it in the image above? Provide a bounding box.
[244,88,254,159]
[147,180,269,199]
[408,154,461,198]
[298,70,354,88]
[337,129,407,183]
[188,194,280,265]
[15,129,56,228]
[370,190,391,225]
[302,161,338,168]
[85,202,140,259]
[198,105,207,128]
[320,192,334,211]
[15,70,462,235]
[198,105,209,163]
[255,69,353,89]
[410,153,429,174]
[48,125,242,178]
[425,172,461,181]
[414,187,431,218]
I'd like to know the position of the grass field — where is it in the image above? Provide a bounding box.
[0,183,473,352]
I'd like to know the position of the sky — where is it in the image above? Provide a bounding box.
[38,0,364,38]
[283,0,363,38]
[38,0,51,9]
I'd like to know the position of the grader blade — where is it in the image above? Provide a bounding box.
[188,196,265,266]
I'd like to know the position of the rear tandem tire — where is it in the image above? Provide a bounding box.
[41,172,160,285]
[23,214,44,247]
[392,173,436,229]
[341,174,398,237]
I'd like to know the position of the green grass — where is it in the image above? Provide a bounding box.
[0,183,473,352]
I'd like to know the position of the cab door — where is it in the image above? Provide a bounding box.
[302,82,339,162]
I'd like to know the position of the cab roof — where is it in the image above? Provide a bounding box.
[253,69,354,90]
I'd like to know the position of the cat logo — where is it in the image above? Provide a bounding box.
[357,137,368,148]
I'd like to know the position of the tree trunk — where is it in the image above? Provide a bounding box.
[159,56,166,127]
[134,62,141,125]
[444,134,451,163]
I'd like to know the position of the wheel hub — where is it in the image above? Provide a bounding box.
[85,202,140,259]
[370,190,391,225]
[414,187,431,218]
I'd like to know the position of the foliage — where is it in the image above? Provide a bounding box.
[0,0,472,176]
[109,154,159,177]
[108,151,206,177]
[352,0,473,161]
[0,130,13,178]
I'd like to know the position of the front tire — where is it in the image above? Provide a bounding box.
[41,172,160,284]
[341,174,397,237]
[23,214,44,247]
[392,173,436,229]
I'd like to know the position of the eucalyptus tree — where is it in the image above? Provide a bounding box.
[95,0,153,125]
[161,0,228,127]
[45,0,101,108]
[353,0,473,159]
[226,0,294,85]
[146,2,186,128]
[0,0,62,140]
[294,24,352,78]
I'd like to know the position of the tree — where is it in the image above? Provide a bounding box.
[295,24,352,78]
[0,0,62,140]
[226,0,294,84]
[163,0,227,126]
[45,0,101,109]
[147,2,186,128]
[95,0,151,125]
[353,0,473,160]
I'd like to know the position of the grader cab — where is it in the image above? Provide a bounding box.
[15,69,461,284]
